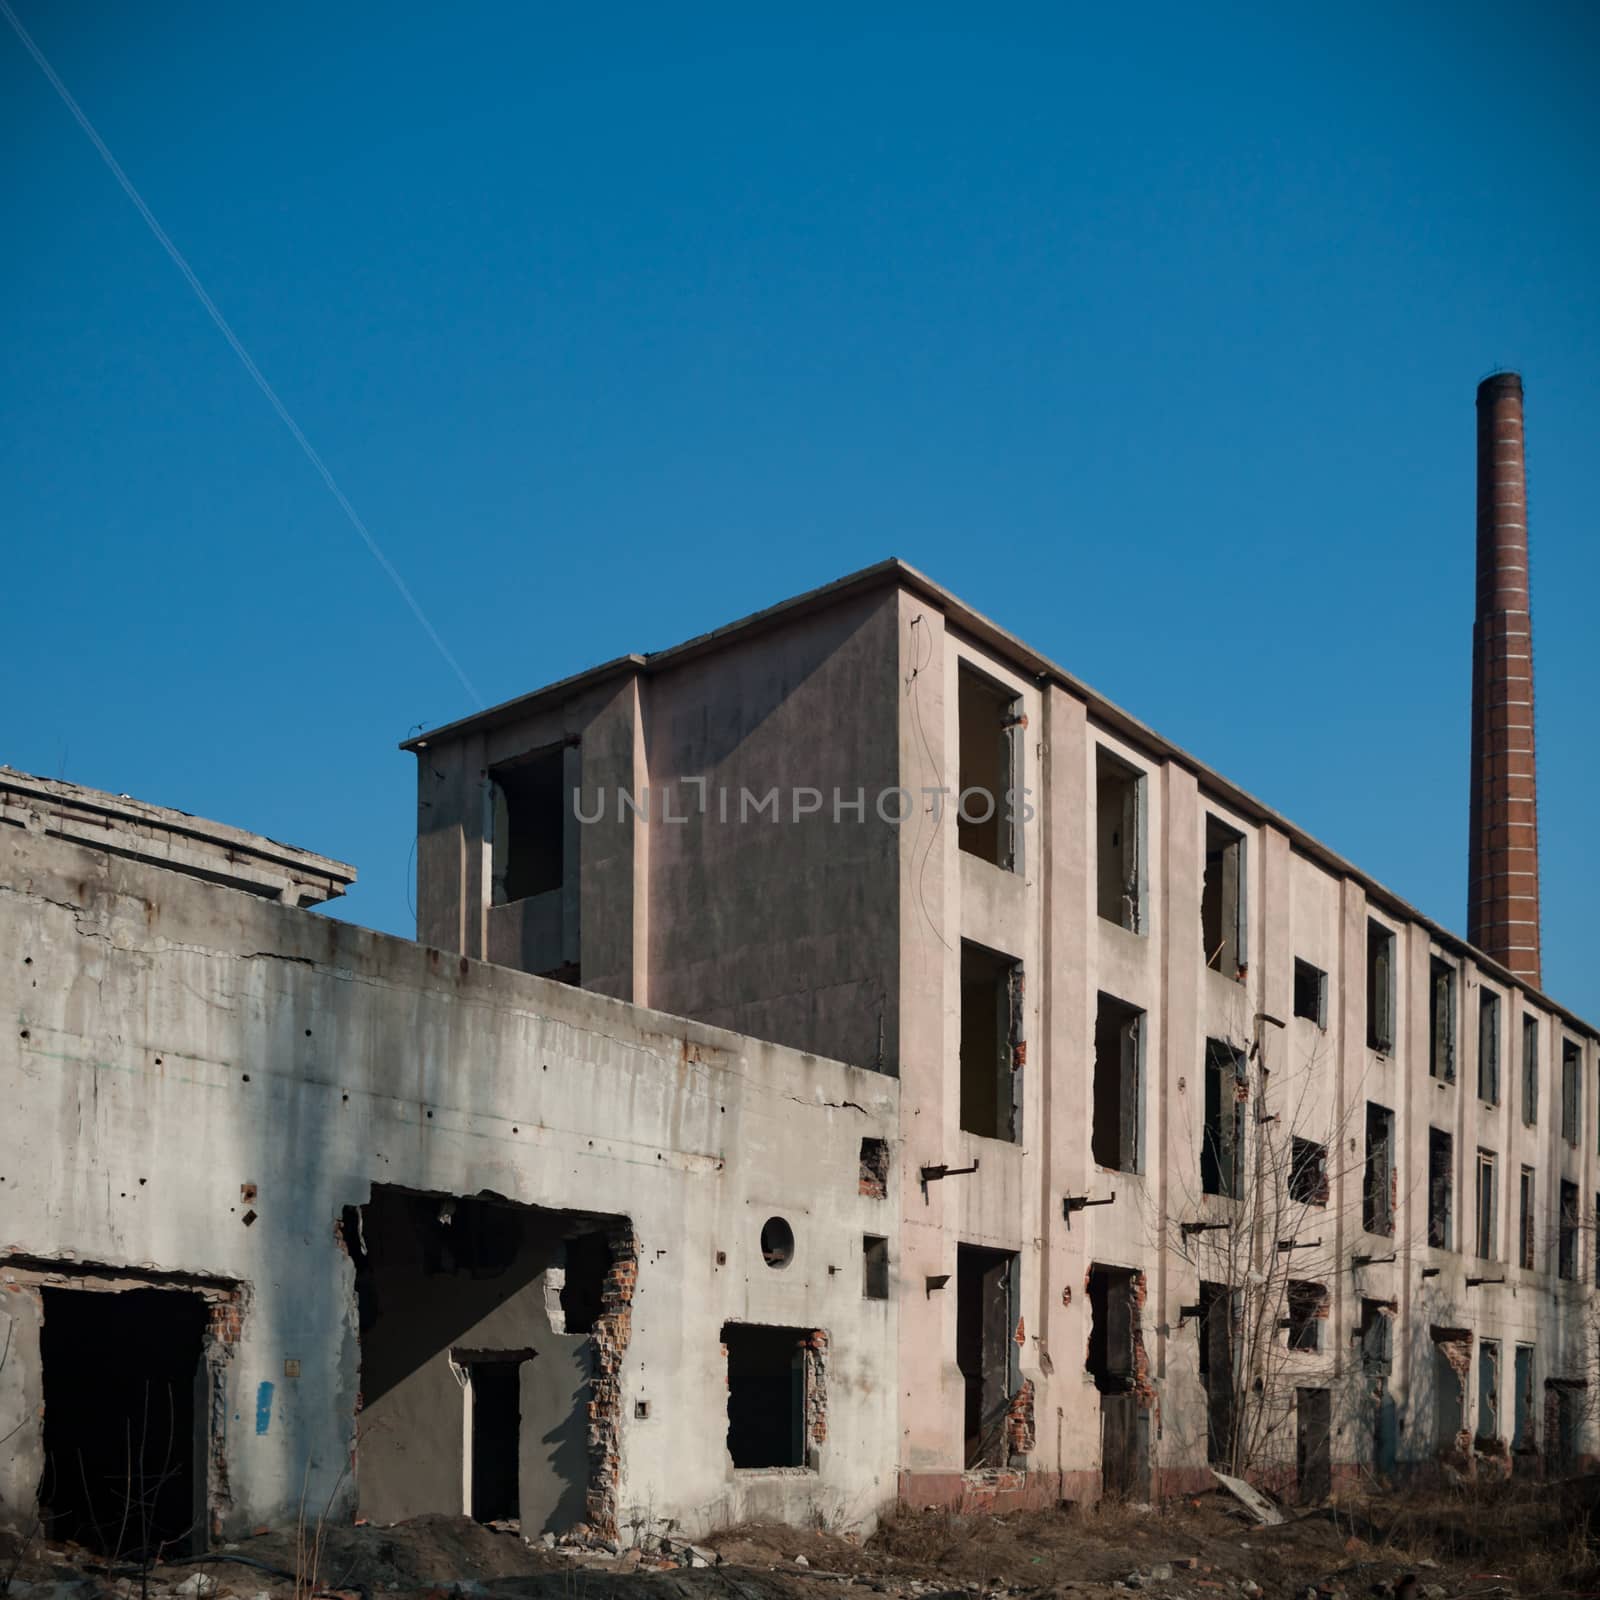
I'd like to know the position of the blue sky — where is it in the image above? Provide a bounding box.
[4,3,1597,1014]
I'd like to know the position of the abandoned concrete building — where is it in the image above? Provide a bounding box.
[2,372,1596,1550]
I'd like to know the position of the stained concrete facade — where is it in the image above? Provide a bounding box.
[0,781,899,1544]
[407,559,1600,1504]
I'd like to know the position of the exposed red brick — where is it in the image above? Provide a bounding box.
[581,1223,638,1542]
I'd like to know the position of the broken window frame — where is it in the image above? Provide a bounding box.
[1479,989,1501,1105]
[1557,1181,1579,1281]
[956,664,1023,873]
[1512,1345,1536,1452]
[1201,814,1247,981]
[1519,1166,1536,1270]
[1427,1127,1454,1251]
[1293,959,1328,1028]
[1363,1102,1395,1238]
[1285,1280,1327,1354]
[1367,920,1396,1053]
[1475,1148,1497,1261]
[958,940,1024,1144]
[1429,956,1457,1083]
[1202,1039,1246,1200]
[1095,745,1147,935]
[1478,1339,1500,1447]
[1092,991,1144,1174]
[1288,1136,1329,1208]
[1560,1039,1581,1147]
[1522,1014,1539,1126]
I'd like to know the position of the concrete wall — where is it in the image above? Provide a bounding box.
[888,594,1600,1500]
[0,827,899,1540]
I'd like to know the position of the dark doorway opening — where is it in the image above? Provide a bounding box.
[956,1245,1017,1469]
[351,1185,627,1536]
[1296,1387,1332,1503]
[722,1324,813,1468]
[1198,1281,1234,1467]
[1086,1264,1149,1499]
[468,1359,524,1523]
[39,1287,208,1558]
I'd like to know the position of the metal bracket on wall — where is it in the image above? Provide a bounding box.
[1351,1253,1397,1269]
[920,1160,979,1201]
[924,1273,951,1298]
[1276,1237,1321,1253]
[1180,1219,1229,1238]
[1466,1275,1506,1288]
[1062,1192,1116,1227]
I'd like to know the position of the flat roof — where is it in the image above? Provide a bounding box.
[401,558,1593,1039]
[0,768,356,907]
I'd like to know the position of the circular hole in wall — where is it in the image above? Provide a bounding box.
[760,1216,795,1269]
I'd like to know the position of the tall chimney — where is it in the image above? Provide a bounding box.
[1468,371,1542,985]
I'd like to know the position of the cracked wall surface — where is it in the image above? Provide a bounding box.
[0,827,899,1539]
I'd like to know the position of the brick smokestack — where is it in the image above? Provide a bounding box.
[1468,372,1541,985]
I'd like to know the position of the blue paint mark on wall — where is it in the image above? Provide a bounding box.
[255,1380,275,1435]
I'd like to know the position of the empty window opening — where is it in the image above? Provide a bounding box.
[1092,992,1143,1173]
[465,1358,523,1523]
[1293,960,1328,1028]
[1522,1015,1539,1125]
[858,1137,889,1199]
[1086,1265,1141,1393]
[39,1287,208,1558]
[1519,1166,1536,1270]
[1558,1181,1578,1281]
[957,667,1020,870]
[350,1185,627,1536]
[1367,921,1396,1052]
[558,1230,612,1333]
[1428,1128,1454,1250]
[1289,1137,1329,1207]
[1561,1039,1581,1146]
[1095,747,1146,933]
[1364,1103,1395,1237]
[1477,1340,1500,1447]
[1197,1282,1235,1466]
[1285,1281,1327,1353]
[1201,815,1246,979]
[760,1216,795,1269]
[1513,1346,1535,1451]
[722,1323,820,1470]
[960,940,1022,1142]
[1359,1297,1394,1372]
[1430,1328,1471,1454]
[1202,1039,1246,1198]
[1429,958,1456,1082]
[1479,990,1501,1104]
[863,1235,889,1301]
[1475,1149,1498,1260]
[490,746,569,904]
[957,1244,1019,1469]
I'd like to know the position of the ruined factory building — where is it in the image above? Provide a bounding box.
[0,769,898,1545]
[4,373,1599,1549]
[396,379,1596,1508]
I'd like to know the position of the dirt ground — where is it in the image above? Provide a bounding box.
[4,1484,1597,1600]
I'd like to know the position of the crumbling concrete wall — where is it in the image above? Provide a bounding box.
[0,826,899,1540]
